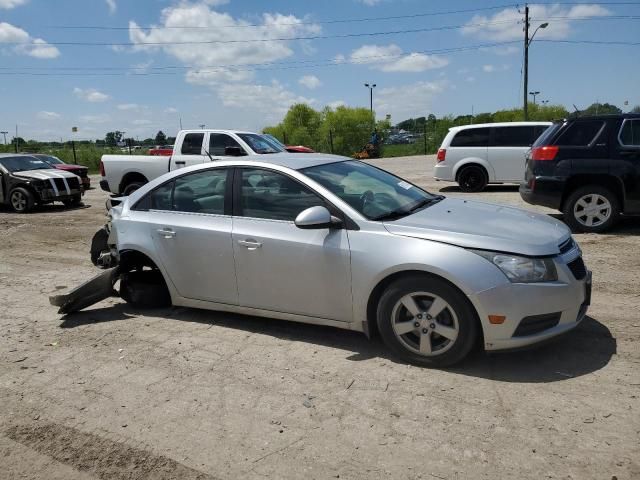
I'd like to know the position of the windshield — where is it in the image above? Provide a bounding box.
[238,133,284,154]
[38,155,64,165]
[263,134,286,149]
[0,156,53,173]
[302,160,440,220]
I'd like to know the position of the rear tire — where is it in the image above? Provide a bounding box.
[376,275,478,367]
[563,185,619,233]
[62,194,82,208]
[457,165,488,192]
[9,187,35,213]
[120,270,171,309]
[122,182,144,196]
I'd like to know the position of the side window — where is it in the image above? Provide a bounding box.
[450,128,489,147]
[556,121,605,147]
[181,133,204,155]
[240,169,325,221]
[209,133,244,156]
[134,181,174,211]
[619,119,640,147]
[492,126,537,147]
[173,169,228,214]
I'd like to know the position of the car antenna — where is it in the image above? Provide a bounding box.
[203,149,215,162]
[572,104,581,116]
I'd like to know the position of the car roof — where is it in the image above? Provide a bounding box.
[561,113,640,122]
[449,121,552,132]
[0,153,39,159]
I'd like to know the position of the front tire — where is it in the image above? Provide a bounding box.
[376,275,478,367]
[457,165,488,192]
[62,194,82,208]
[122,182,144,196]
[9,187,35,213]
[120,270,171,309]
[563,185,620,233]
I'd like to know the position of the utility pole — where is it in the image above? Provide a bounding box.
[364,83,376,126]
[15,124,19,153]
[523,4,530,121]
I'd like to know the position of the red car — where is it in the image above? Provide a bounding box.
[33,154,90,190]
[149,145,174,156]
[262,134,314,153]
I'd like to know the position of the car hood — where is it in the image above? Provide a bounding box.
[383,197,570,256]
[13,169,79,180]
[54,164,87,171]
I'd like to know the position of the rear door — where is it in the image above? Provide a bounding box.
[170,132,207,170]
[613,118,640,213]
[488,126,539,182]
[555,119,609,176]
[449,128,489,176]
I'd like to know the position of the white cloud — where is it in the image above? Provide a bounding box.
[37,111,61,120]
[298,75,322,89]
[164,107,178,114]
[79,114,111,124]
[482,64,509,73]
[129,4,321,86]
[328,100,346,110]
[132,119,152,126]
[483,64,495,73]
[73,87,110,103]
[0,0,28,9]
[217,80,314,125]
[462,4,610,41]
[465,76,476,83]
[117,103,142,111]
[375,81,446,121]
[349,44,448,72]
[357,0,383,5]
[105,0,116,14]
[0,22,60,58]
[333,53,347,64]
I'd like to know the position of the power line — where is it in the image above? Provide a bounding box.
[42,4,520,30]
[4,19,520,46]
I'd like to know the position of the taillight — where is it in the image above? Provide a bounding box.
[437,148,446,162]
[530,145,559,161]
[99,160,105,176]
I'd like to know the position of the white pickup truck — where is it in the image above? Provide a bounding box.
[99,129,286,195]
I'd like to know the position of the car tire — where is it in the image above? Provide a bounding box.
[457,165,488,193]
[9,187,35,213]
[122,182,144,196]
[119,270,171,309]
[62,194,82,208]
[376,274,478,367]
[563,185,620,233]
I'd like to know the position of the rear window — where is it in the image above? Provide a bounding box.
[450,128,489,147]
[619,119,640,146]
[533,123,561,147]
[491,126,538,147]
[556,120,605,147]
[181,133,204,155]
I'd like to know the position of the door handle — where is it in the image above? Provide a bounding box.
[595,143,607,147]
[157,228,176,239]
[174,161,186,165]
[237,239,262,249]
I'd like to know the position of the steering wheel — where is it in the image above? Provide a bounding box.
[360,190,375,211]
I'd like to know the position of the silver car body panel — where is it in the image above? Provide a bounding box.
[104,157,588,351]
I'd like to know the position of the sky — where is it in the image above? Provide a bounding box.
[0,0,639,141]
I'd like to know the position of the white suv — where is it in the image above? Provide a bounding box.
[434,122,551,192]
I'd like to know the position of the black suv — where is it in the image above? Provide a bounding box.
[520,114,640,233]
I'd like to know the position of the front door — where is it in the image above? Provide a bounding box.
[134,168,238,304]
[170,132,208,170]
[231,167,353,322]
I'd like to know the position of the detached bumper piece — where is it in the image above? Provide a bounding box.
[49,267,120,315]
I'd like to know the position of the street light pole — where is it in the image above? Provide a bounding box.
[0,131,7,145]
[523,3,548,120]
[529,91,540,105]
[364,83,376,123]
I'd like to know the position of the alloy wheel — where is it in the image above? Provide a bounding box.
[11,191,27,212]
[573,193,612,228]
[391,292,459,357]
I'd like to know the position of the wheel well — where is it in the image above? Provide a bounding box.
[455,163,488,182]
[365,270,483,345]
[9,184,37,200]
[560,175,625,211]
[119,172,148,193]
[119,249,162,273]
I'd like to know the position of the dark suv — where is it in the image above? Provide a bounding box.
[520,114,640,233]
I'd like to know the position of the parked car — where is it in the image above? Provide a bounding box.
[520,113,640,233]
[149,145,174,156]
[434,122,551,192]
[31,154,90,190]
[262,134,314,153]
[53,154,590,367]
[100,129,287,196]
[0,154,83,212]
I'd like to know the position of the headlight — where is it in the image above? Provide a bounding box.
[471,250,557,283]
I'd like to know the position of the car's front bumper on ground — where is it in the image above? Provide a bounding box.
[468,265,591,351]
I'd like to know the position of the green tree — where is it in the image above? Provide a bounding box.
[105,131,124,147]
[155,130,167,145]
[631,105,640,114]
[320,106,373,156]
[583,103,622,115]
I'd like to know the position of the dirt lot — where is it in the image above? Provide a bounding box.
[1,155,638,480]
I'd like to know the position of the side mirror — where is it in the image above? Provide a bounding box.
[295,206,342,230]
[224,146,246,157]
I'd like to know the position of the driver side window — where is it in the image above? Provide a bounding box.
[239,169,325,221]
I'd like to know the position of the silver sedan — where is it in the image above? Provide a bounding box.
[53,154,591,367]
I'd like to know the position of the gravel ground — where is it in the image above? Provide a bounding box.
[1,155,638,480]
